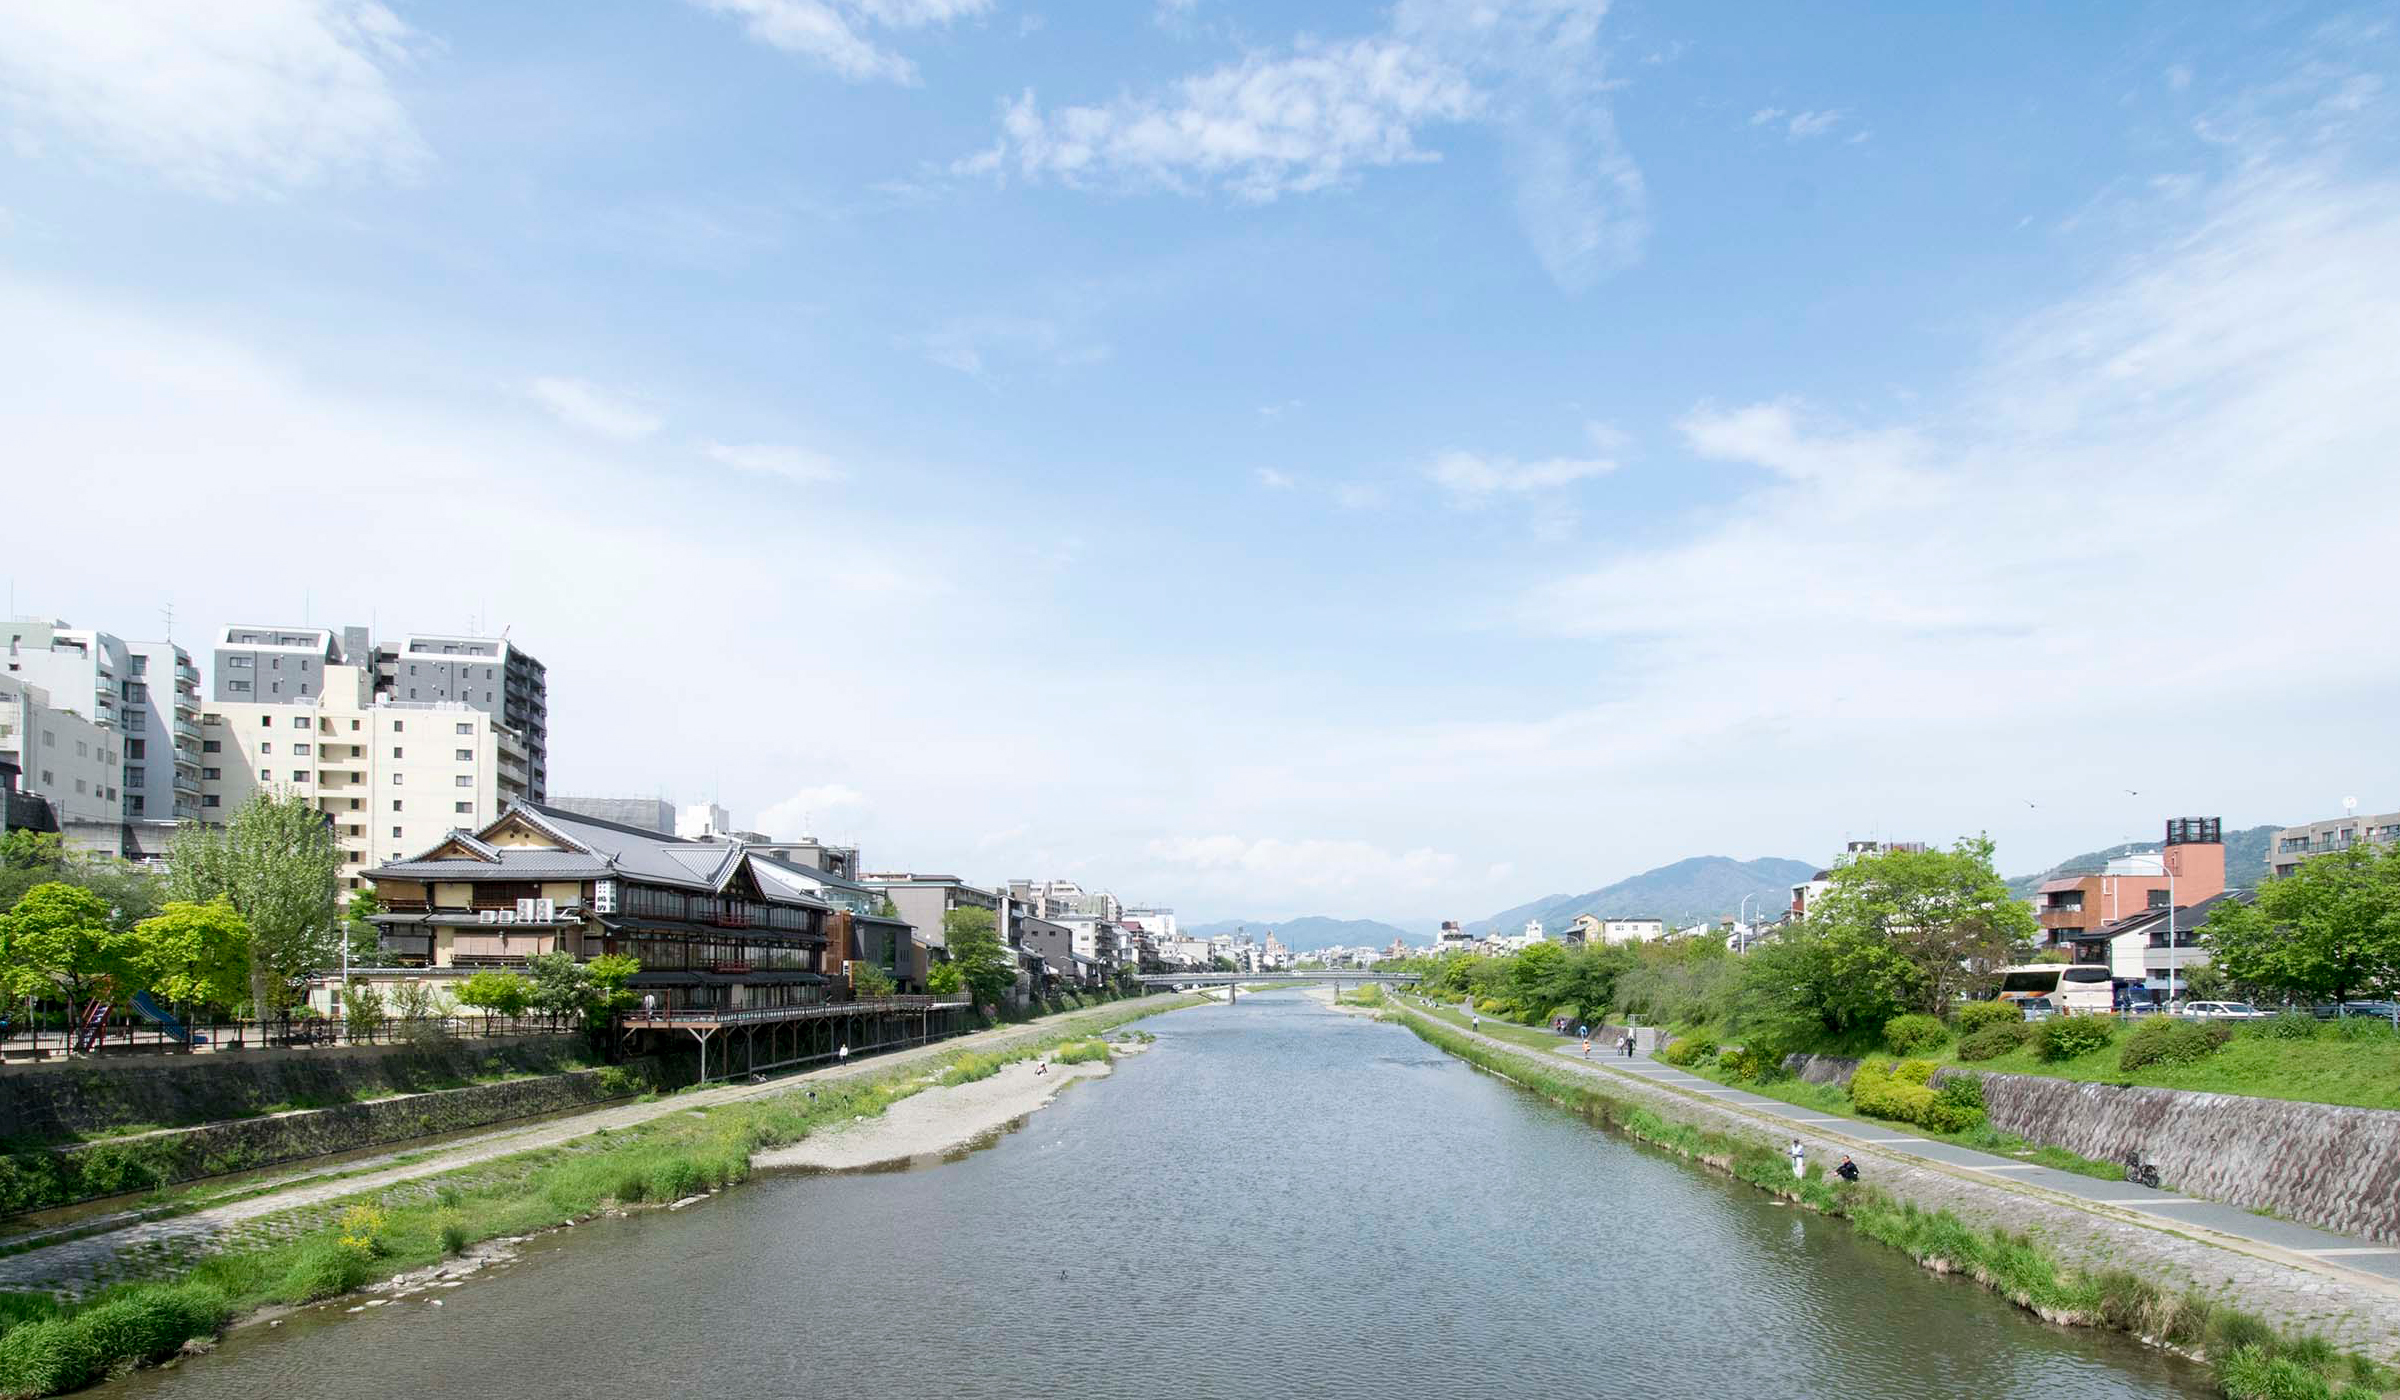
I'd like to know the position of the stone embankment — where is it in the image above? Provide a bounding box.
[1416,1013,2400,1360]
[1781,1052,2400,1248]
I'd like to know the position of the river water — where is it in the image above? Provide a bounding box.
[100,993,2207,1399]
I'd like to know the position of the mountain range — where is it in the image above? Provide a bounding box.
[1182,914,1418,952]
[2002,824,2279,899]
[1461,855,1821,936]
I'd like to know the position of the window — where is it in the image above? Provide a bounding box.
[347,852,364,864]
[226,679,251,693]
[76,740,90,758]
[40,770,53,785]
[202,795,220,808]
[2147,889,2170,909]
[392,747,404,759]
[455,801,473,814]
[392,826,403,839]
[294,743,311,755]
[392,774,404,785]
[202,739,220,753]
[202,767,221,780]
[259,715,271,727]
[127,768,144,787]
[74,779,87,794]
[350,719,360,731]
[392,799,403,811]
[350,799,361,810]
[127,795,143,813]
[455,749,472,761]
[269,682,280,695]
[42,730,54,747]
[293,716,308,729]
[292,770,309,782]
[455,775,471,788]
[261,743,272,755]
[456,723,473,735]
[392,720,404,732]
[226,655,253,670]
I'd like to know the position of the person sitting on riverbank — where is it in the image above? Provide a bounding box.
[1836,1156,1860,1183]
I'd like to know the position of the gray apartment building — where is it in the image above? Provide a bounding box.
[212,625,363,704]
[551,795,676,835]
[2270,808,2400,878]
[375,635,548,802]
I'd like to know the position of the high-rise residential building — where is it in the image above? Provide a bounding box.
[6,616,200,855]
[198,662,535,893]
[373,635,547,802]
[0,675,120,851]
[211,625,363,704]
[550,796,677,835]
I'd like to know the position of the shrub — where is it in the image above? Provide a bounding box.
[1888,1058,1938,1086]
[1957,1024,2026,1061]
[279,1238,372,1302]
[437,1212,469,1256]
[1955,1000,2023,1035]
[334,1204,386,1256]
[2257,1012,2321,1041]
[1051,1039,1111,1065]
[2033,1015,2116,1062]
[1882,1014,1949,1055]
[1926,1073,1987,1133]
[2119,1017,2232,1072]
[1849,1060,1938,1125]
[1717,1046,1773,1082]
[1656,1037,1716,1067]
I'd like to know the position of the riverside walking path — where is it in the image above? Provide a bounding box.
[1394,998,2400,1354]
[0,995,1184,1296]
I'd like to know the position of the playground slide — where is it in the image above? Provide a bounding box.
[130,991,205,1046]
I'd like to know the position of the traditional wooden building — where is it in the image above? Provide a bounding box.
[358,803,950,1077]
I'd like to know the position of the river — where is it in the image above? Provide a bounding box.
[99,992,2208,1399]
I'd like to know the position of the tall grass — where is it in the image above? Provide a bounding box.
[1386,1007,2395,1400]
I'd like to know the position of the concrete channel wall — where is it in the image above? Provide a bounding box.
[1780,1053,2400,1248]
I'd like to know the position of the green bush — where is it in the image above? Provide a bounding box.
[2033,1015,2116,1062]
[1656,1037,1716,1067]
[1051,1039,1111,1065]
[1882,1014,1949,1055]
[1955,1000,2023,1035]
[1957,1023,2025,1061]
[0,1283,227,1398]
[278,1238,373,1303]
[1926,1073,1987,1133]
[1849,1060,1938,1124]
[2119,1017,2231,1072]
[2256,1012,2321,1041]
[1888,1058,1938,1086]
[1717,1046,1774,1082]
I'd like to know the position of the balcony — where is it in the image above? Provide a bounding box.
[174,716,201,743]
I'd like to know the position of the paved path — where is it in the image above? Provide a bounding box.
[1560,1037,2400,1284]
[0,996,1184,1296]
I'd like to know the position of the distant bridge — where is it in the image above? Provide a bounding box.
[1134,970,1423,1003]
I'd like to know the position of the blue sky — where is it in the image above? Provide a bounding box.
[5,1,2400,921]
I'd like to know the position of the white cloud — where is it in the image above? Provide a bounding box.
[1254,467,1295,489]
[1425,422,1622,502]
[1754,106,1844,140]
[959,1,1646,290]
[756,783,867,838]
[959,40,1481,200]
[704,441,846,482]
[688,0,991,84]
[526,377,664,439]
[1146,834,1461,895]
[0,0,430,197]
[907,314,1107,376]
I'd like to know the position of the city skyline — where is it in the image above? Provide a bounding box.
[6,2,2399,919]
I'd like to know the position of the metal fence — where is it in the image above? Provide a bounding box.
[0,1011,581,1062]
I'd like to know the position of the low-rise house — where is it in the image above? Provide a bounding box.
[2097,890,2249,1005]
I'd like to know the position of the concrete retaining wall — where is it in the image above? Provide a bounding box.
[0,1037,596,1143]
[1780,1052,2400,1247]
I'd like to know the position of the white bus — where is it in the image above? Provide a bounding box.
[1992,963,2116,1017]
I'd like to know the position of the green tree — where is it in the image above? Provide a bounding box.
[0,882,127,1048]
[524,950,590,1026]
[583,954,642,1026]
[849,960,896,998]
[341,888,384,967]
[342,978,387,1042]
[1802,836,2034,1021]
[0,830,68,912]
[2204,844,2400,1005]
[927,961,965,995]
[941,906,1018,1011]
[454,971,533,1032]
[120,898,252,1011]
[166,793,341,1013]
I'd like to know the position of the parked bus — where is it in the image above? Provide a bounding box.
[1992,963,2116,1017]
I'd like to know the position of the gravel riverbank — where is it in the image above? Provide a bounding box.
[753,1057,1112,1171]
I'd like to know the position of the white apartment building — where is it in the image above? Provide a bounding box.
[0,676,121,831]
[199,663,533,893]
[5,617,202,850]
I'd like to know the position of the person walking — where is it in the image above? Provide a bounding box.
[1581,1036,1592,1058]
[1788,1139,1806,1180]
[1622,1031,1636,1059]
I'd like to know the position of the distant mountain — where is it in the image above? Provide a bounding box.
[1467,855,1820,935]
[1183,915,1416,952]
[2005,824,2279,899]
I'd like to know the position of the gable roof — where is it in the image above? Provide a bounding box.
[2099,888,2250,936]
[365,802,828,910]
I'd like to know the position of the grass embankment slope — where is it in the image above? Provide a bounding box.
[1384,1005,2398,1400]
[0,997,1196,1400]
[1906,1022,2400,1111]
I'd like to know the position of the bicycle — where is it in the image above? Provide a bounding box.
[2122,1149,2162,1190]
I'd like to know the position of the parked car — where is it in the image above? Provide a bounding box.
[2313,1000,2400,1022]
[2176,1000,2270,1020]
[2119,1001,2165,1017]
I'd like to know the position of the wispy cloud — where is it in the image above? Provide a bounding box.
[906,314,1108,376]
[526,377,664,439]
[1254,467,1295,489]
[958,0,1646,291]
[689,0,991,84]
[1425,422,1622,504]
[756,783,867,838]
[704,441,845,482]
[0,0,430,197]
[1751,107,1845,140]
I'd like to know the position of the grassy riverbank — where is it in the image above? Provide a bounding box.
[1384,1006,2396,1400]
[0,997,1197,1400]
